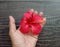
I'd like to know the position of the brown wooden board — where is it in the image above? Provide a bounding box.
[0,1,60,47]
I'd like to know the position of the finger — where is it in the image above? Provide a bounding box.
[32,10,38,17]
[9,16,16,33]
[39,12,43,16]
[41,17,46,27]
[27,9,34,14]
[34,11,38,14]
[30,9,34,12]
[39,12,46,26]
[43,17,46,25]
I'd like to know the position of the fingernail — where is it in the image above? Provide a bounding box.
[44,17,46,21]
[40,12,43,15]
[34,11,38,14]
[30,9,34,12]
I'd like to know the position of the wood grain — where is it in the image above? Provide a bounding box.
[0,0,60,47]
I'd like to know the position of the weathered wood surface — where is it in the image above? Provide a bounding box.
[0,0,60,47]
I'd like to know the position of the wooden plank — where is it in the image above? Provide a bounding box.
[0,0,60,2]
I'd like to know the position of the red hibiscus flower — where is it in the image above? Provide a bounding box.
[19,10,43,35]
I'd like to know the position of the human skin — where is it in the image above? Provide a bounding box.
[9,9,46,47]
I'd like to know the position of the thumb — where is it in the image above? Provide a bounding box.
[9,16,16,34]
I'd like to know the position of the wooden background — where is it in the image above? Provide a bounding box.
[0,0,60,47]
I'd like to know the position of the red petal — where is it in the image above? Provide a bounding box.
[24,11,33,19]
[31,23,42,35]
[32,13,43,23]
[20,17,29,34]
[20,24,30,34]
[20,17,27,25]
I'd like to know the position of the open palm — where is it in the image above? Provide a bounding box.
[9,9,46,47]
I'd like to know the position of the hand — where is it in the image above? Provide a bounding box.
[9,9,46,47]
